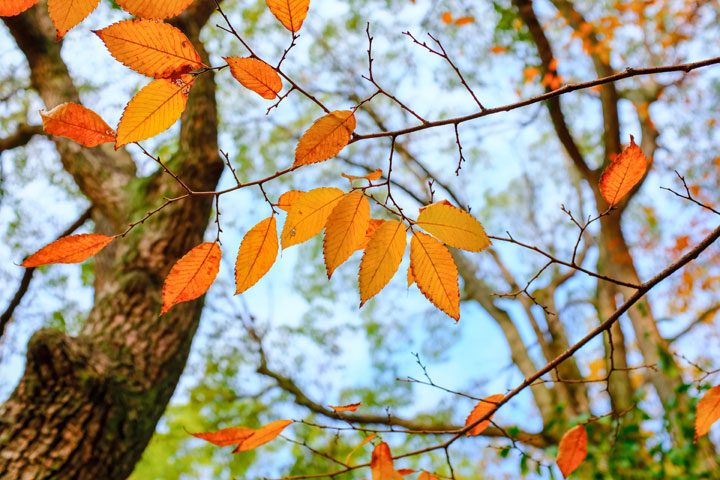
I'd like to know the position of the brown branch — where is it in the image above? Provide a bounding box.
[0,124,45,154]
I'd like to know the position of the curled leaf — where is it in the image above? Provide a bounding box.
[225,57,282,100]
[233,420,293,453]
[341,169,382,182]
[294,110,356,167]
[345,434,375,465]
[21,234,113,267]
[40,103,116,147]
[189,426,254,447]
[161,242,221,314]
[235,217,278,294]
[556,425,587,478]
[465,393,503,436]
[598,135,648,205]
[329,403,361,412]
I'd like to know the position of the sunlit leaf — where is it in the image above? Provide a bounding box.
[277,190,305,212]
[232,420,293,453]
[161,242,221,314]
[454,16,474,25]
[416,203,490,252]
[294,110,355,167]
[94,20,202,79]
[410,231,460,320]
[598,135,648,205]
[21,234,113,267]
[225,57,282,100]
[557,425,587,478]
[116,75,194,148]
[345,434,375,465]
[465,393,503,436]
[266,0,310,32]
[189,426,254,447]
[695,385,720,441]
[48,0,100,39]
[341,169,382,182]
[355,219,386,252]
[115,0,195,20]
[396,470,415,476]
[359,220,407,306]
[417,473,440,480]
[235,217,278,294]
[281,187,344,249]
[40,103,116,147]
[323,192,370,278]
[407,264,414,287]
[329,403,361,412]
[0,0,39,16]
[371,442,403,480]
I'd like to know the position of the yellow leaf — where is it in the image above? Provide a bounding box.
[277,190,305,212]
[115,0,195,20]
[355,219,386,252]
[323,192,370,278]
[359,220,407,306]
[232,420,292,453]
[189,426,254,447]
[416,203,490,252]
[40,103,116,147]
[235,217,278,294]
[21,234,113,267]
[465,393,503,436]
[695,385,720,441]
[266,0,310,32]
[407,264,414,287]
[161,242,221,314]
[294,110,356,167]
[556,425,587,478]
[48,0,100,39]
[116,75,193,148]
[410,231,460,320]
[0,0,39,16]
[329,402,361,412]
[598,135,648,205]
[345,434,375,465]
[94,20,202,79]
[371,442,403,480]
[418,199,452,213]
[341,169,383,182]
[225,57,283,100]
[281,187,345,249]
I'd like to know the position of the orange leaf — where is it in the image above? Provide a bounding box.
[323,192,370,278]
[235,217,278,294]
[266,0,310,32]
[161,242,221,314]
[281,187,345,249]
[0,0,39,16]
[21,234,113,268]
[418,199,452,213]
[94,20,202,79]
[556,425,587,478]
[355,219,387,252]
[116,75,193,148]
[232,420,293,453]
[417,473,440,480]
[345,434,375,465]
[454,16,474,25]
[598,135,648,205]
[225,57,283,100]
[371,442,403,480]
[410,231,460,320]
[416,203,490,252]
[465,393,503,436]
[359,220,407,306]
[441,12,452,24]
[396,470,415,476]
[695,385,720,441]
[40,103,116,147]
[407,264,414,287]
[277,190,305,212]
[48,0,100,39]
[294,110,356,167]
[115,0,195,20]
[329,402,361,412]
[189,426,254,447]
[490,45,507,54]
[341,169,383,182]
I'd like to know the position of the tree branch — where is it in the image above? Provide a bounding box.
[0,124,45,154]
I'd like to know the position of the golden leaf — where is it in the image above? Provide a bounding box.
[189,426,254,447]
[94,20,202,79]
[407,264,414,287]
[40,103,116,147]
[329,402,361,412]
[557,425,587,478]
[225,57,283,100]
[371,442,403,480]
[48,0,100,39]
[232,420,293,453]
[355,219,386,252]
[21,234,113,267]
[281,187,344,249]
[341,169,383,182]
[116,75,194,148]
[266,0,310,32]
[161,242,221,314]
[416,203,490,252]
[598,135,648,205]
[695,385,720,441]
[115,0,195,20]
[323,192,370,278]
[0,0,39,16]
[235,217,278,294]
[294,110,356,167]
[465,393,503,436]
[410,231,460,320]
[277,190,305,212]
[359,220,407,306]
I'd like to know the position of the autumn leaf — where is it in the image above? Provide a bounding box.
[329,403,361,412]
[695,385,720,441]
[277,190,305,212]
[417,473,440,480]
[0,0,39,16]
[407,264,414,287]
[465,393,503,436]
[598,135,648,205]
[355,219,387,252]
[232,420,293,453]
[410,231,460,320]
[94,20,202,79]
[235,217,278,294]
[161,242,221,314]
[371,442,403,480]
[115,0,196,20]
[323,192,370,278]
[21,234,114,268]
[341,169,383,182]
[416,203,490,252]
[48,0,100,39]
[266,0,310,32]
[225,57,283,100]
[556,425,587,478]
[116,75,194,148]
[396,470,415,476]
[281,187,345,249]
[294,110,356,167]
[40,103,116,147]
[345,434,375,465]
[189,426,254,447]
[454,16,474,25]
[418,199,452,213]
[441,12,452,24]
[359,220,407,306]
